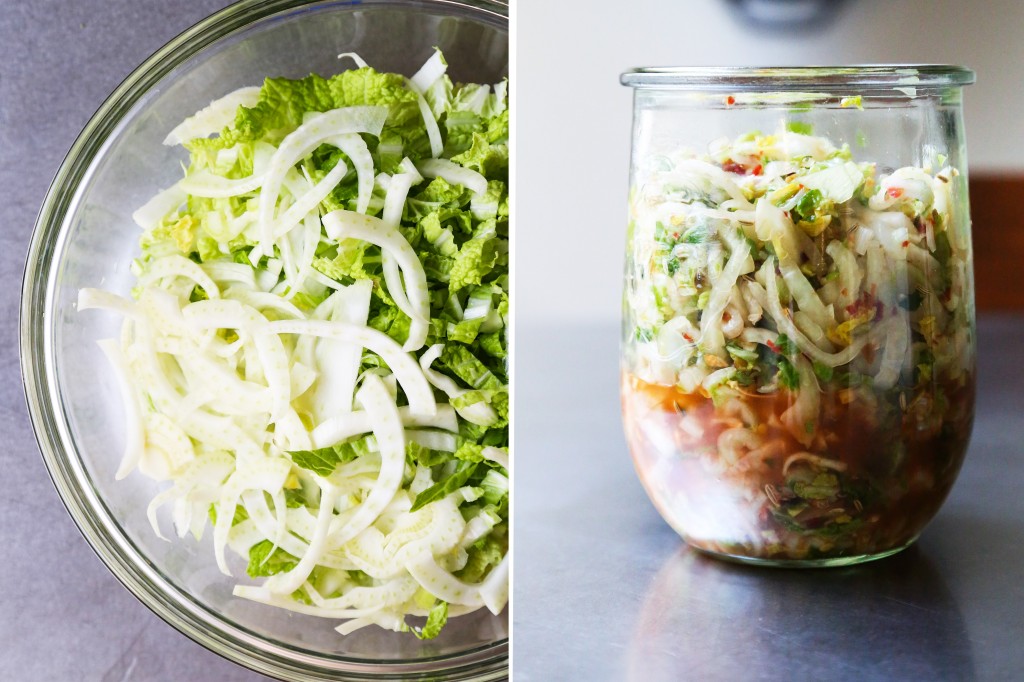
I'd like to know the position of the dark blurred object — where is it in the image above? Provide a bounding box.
[724,0,849,31]
[970,174,1024,309]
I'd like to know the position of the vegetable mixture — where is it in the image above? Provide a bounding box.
[622,127,974,561]
[80,50,509,636]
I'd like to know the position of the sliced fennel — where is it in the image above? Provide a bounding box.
[80,50,509,638]
[627,126,970,445]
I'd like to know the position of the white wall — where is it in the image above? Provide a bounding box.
[518,0,1024,324]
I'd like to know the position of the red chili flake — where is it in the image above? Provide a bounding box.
[886,187,904,199]
[683,333,694,342]
[722,160,746,174]
[901,240,910,248]
[672,232,680,240]
[752,164,763,176]
[845,291,883,320]
[765,340,781,354]
[725,95,736,106]
[783,211,790,218]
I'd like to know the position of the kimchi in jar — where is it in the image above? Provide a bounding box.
[620,66,976,565]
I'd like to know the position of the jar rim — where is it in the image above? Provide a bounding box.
[620,65,975,90]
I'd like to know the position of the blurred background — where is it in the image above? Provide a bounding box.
[518,0,1024,321]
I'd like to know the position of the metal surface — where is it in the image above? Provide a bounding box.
[1,0,268,679]
[514,317,1024,681]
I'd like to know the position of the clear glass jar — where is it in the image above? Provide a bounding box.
[620,66,976,566]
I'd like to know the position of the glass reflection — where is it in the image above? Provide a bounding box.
[627,545,972,680]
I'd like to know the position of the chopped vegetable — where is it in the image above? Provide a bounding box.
[622,127,974,561]
[79,50,509,636]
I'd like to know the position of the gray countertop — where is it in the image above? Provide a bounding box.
[514,317,1024,681]
[1,1,270,680]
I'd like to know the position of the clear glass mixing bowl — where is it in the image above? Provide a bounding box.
[21,1,508,679]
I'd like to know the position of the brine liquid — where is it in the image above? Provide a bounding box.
[622,373,974,561]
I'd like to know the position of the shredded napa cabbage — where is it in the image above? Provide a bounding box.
[626,126,971,445]
[80,50,509,638]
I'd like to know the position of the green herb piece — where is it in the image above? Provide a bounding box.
[288,436,374,476]
[774,334,799,357]
[777,358,800,390]
[408,601,449,640]
[410,461,478,512]
[786,121,814,135]
[247,540,299,578]
[791,472,840,501]
[812,362,833,382]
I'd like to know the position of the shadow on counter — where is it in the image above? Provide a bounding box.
[626,545,973,681]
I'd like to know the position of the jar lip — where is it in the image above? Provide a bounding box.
[620,65,975,90]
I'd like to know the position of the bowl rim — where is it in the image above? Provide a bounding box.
[20,1,508,679]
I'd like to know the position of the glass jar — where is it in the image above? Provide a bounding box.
[619,66,976,566]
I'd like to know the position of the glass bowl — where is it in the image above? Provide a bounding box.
[20,1,508,679]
